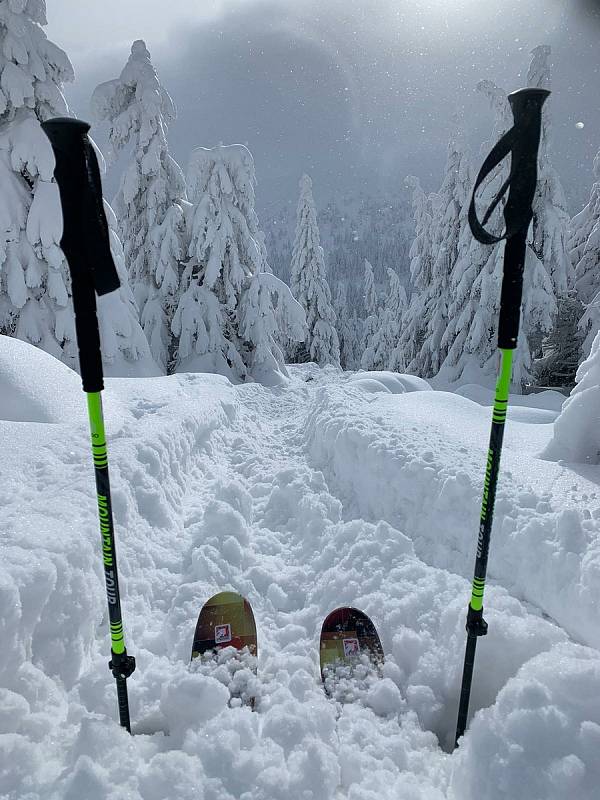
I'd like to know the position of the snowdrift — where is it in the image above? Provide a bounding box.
[0,335,82,423]
[308,383,600,650]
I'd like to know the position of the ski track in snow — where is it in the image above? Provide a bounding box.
[2,360,600,800]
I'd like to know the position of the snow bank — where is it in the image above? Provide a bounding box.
[349,370,432,394]
[0,335,81,422]
[455,382,565,413]
[543,330,600,465]
[451,643,600,800]
[307,383,600,650]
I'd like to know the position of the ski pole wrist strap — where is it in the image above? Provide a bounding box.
[467,88,550,349]
[41,118,121,392]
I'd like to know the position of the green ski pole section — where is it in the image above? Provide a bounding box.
[87,392,126,658]
[469,348,512,613]
[455,349,513,746]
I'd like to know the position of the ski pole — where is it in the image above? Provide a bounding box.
[454,88,549,748]
[41,118,136,732]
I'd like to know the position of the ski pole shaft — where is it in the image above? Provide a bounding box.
[41,118,135,731]
[455,88,548,747]
[455,347,512,744]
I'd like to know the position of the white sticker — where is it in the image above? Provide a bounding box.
[343,637,360,657]
[215,623,232,644]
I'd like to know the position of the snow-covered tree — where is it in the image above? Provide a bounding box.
[289,174,340,366]
[527,45,575,385]
[397,178,436,373]
[438,79,555,389]
[92,40,188,372]
[0,4,154,376]
[173,144,304,383]
[569,147,600,356]
[417,122,472,377]
[360,258,380,370]
[543,328,600,465]
[365,268,407,371]
[570,148,600,304]
[579,289,600,360]
[535,293,584,388]
[527,45,573,299]
[0,3,74,362]
[334,282,359,370]
[98,198,160,376]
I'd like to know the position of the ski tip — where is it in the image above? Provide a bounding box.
[191,591,257,661]
[319,606,384,681]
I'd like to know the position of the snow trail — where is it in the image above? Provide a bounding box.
[2,354,600,799]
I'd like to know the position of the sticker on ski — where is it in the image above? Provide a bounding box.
[191,591,258,708]
[320,606,384,702]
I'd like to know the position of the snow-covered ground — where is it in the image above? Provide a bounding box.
[1,338,600,800]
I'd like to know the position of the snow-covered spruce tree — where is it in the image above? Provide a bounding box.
[580,290,600,359]
[527,45,574,383]
[334,282,359,370]
[98,196,160,376]
[527,45,572,299]
[535,293,584,388]
[570,147,600,303]
[439,79,555,389]
[289,174,340,367]
[543,328,600,465]
[0,2,74,362]
[0,3,153,376]
[367,268,407,371]
[397,178,436,374]
[92,40,188,372]
[418,121,472,377]
[173,144,305,383]
[360,258,380,370]
[569,146,600,356]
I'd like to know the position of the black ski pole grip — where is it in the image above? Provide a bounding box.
[468,88,549,349]
[41,118,121,392]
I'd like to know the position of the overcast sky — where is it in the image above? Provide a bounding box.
[45,0,599,216]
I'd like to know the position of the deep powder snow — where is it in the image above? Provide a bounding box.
[1,341,600,800]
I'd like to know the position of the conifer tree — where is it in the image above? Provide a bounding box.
[289,174,340,366]
[419,122,472,377]
[527,45,573,299]
[580,290,600,359]
[569,146,600,357]
[570,147,600,304]
[398,178,436,373]
[367,268,407,371]
[0,2,74,362]
[0,4,154,375]
[92,40,188,372]
[334,282,359,370]
[360,259,380,370]
[173,144,304,383]
[535,293,584,388]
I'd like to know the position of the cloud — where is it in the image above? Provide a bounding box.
[52,0,599,215]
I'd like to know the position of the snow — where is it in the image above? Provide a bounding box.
[348,370,432,395]
[454,384,565,424]
[2,338,600,799]
[451,643,600,800]
[543,330,600,465]
[0,333,81,422]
